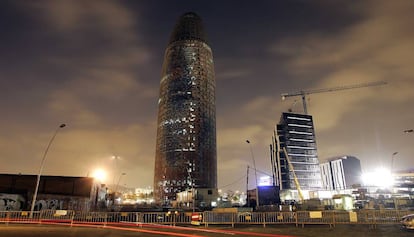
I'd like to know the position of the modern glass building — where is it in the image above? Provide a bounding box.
[153,12,217,204]
[271,112,323,192]
[320,156,362,190]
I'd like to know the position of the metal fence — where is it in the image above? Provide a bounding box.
[0,210,75,224]
[203,210,413,228]
[0,209,412,228]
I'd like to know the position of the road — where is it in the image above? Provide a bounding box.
[0,224,412,237]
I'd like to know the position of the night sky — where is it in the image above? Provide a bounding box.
[1,0,413,192]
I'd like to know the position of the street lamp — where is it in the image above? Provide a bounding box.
[391,152,398,173]
[92,169,107,183]
[246,140,259,208]
[114,172,126,204]
[30,123,66,218]
[115,172,126,192]
[246,165,249,207]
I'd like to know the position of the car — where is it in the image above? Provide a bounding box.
[401,214,414,230]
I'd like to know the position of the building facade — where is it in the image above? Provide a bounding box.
[320,156,362,190]
[270,112,323,192]
[153,12,217,204]
[320,162,334,190]
[0,174,106,211]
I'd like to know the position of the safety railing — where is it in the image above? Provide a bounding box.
[202,210,413,228]
[40,210,75,224]
[0,209,412,229]
[0,211,38,224]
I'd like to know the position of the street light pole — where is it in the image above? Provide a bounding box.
[246,140,259,208]
[246,165,249,207]
[114,172,126,204]
[30,123,66,218]
[116,173,126,191]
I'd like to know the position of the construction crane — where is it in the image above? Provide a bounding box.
[281,81,387,114]
[283,147,304,203]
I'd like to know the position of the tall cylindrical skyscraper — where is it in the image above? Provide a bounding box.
[153,12,217,204]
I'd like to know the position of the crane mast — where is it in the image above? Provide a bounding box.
[281,81,387,114]
[283,147,304,202]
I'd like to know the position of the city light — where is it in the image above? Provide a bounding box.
[361,168,394,188]
[92,169,107,183]
[258,176,271,186]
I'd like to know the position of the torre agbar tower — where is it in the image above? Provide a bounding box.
[153,12,217,204]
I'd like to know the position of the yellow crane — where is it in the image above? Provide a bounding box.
[283,147,304,202]
[281,81,387,114]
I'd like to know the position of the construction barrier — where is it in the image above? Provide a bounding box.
[1,209,413,229]
[0,211,38,224]
[40,210,75,224]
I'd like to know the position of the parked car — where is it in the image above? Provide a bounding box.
[401,214,414,230]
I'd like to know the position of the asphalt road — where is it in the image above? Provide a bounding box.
[0,224,412,237]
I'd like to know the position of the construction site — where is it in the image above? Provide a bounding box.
[245,81,414,212]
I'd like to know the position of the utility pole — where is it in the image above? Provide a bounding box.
[246,140,259,208]
[246,165,249,207]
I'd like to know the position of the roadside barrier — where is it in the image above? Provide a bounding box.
[40,210,75,224]
[0,211,38,224]
[1,209,412,229]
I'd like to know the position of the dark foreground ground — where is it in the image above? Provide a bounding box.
[0,224,412,237]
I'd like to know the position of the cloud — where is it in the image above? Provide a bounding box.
[16,0,152,71]
[271,1,414,74]
[269,0,414,132]
[272,1,413,72]
[218,125,263,149]
[217,94,288,152]
[23,1,137,38]
[47,68,158,127]
[217,68,251,81]
[7,1,158,127]
[216,95,282,185]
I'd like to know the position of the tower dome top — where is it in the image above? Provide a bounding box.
[169,12,208,44]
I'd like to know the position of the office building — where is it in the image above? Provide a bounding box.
[320,156,362,190]
[153,12,217,204]
[270,112,323,192]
